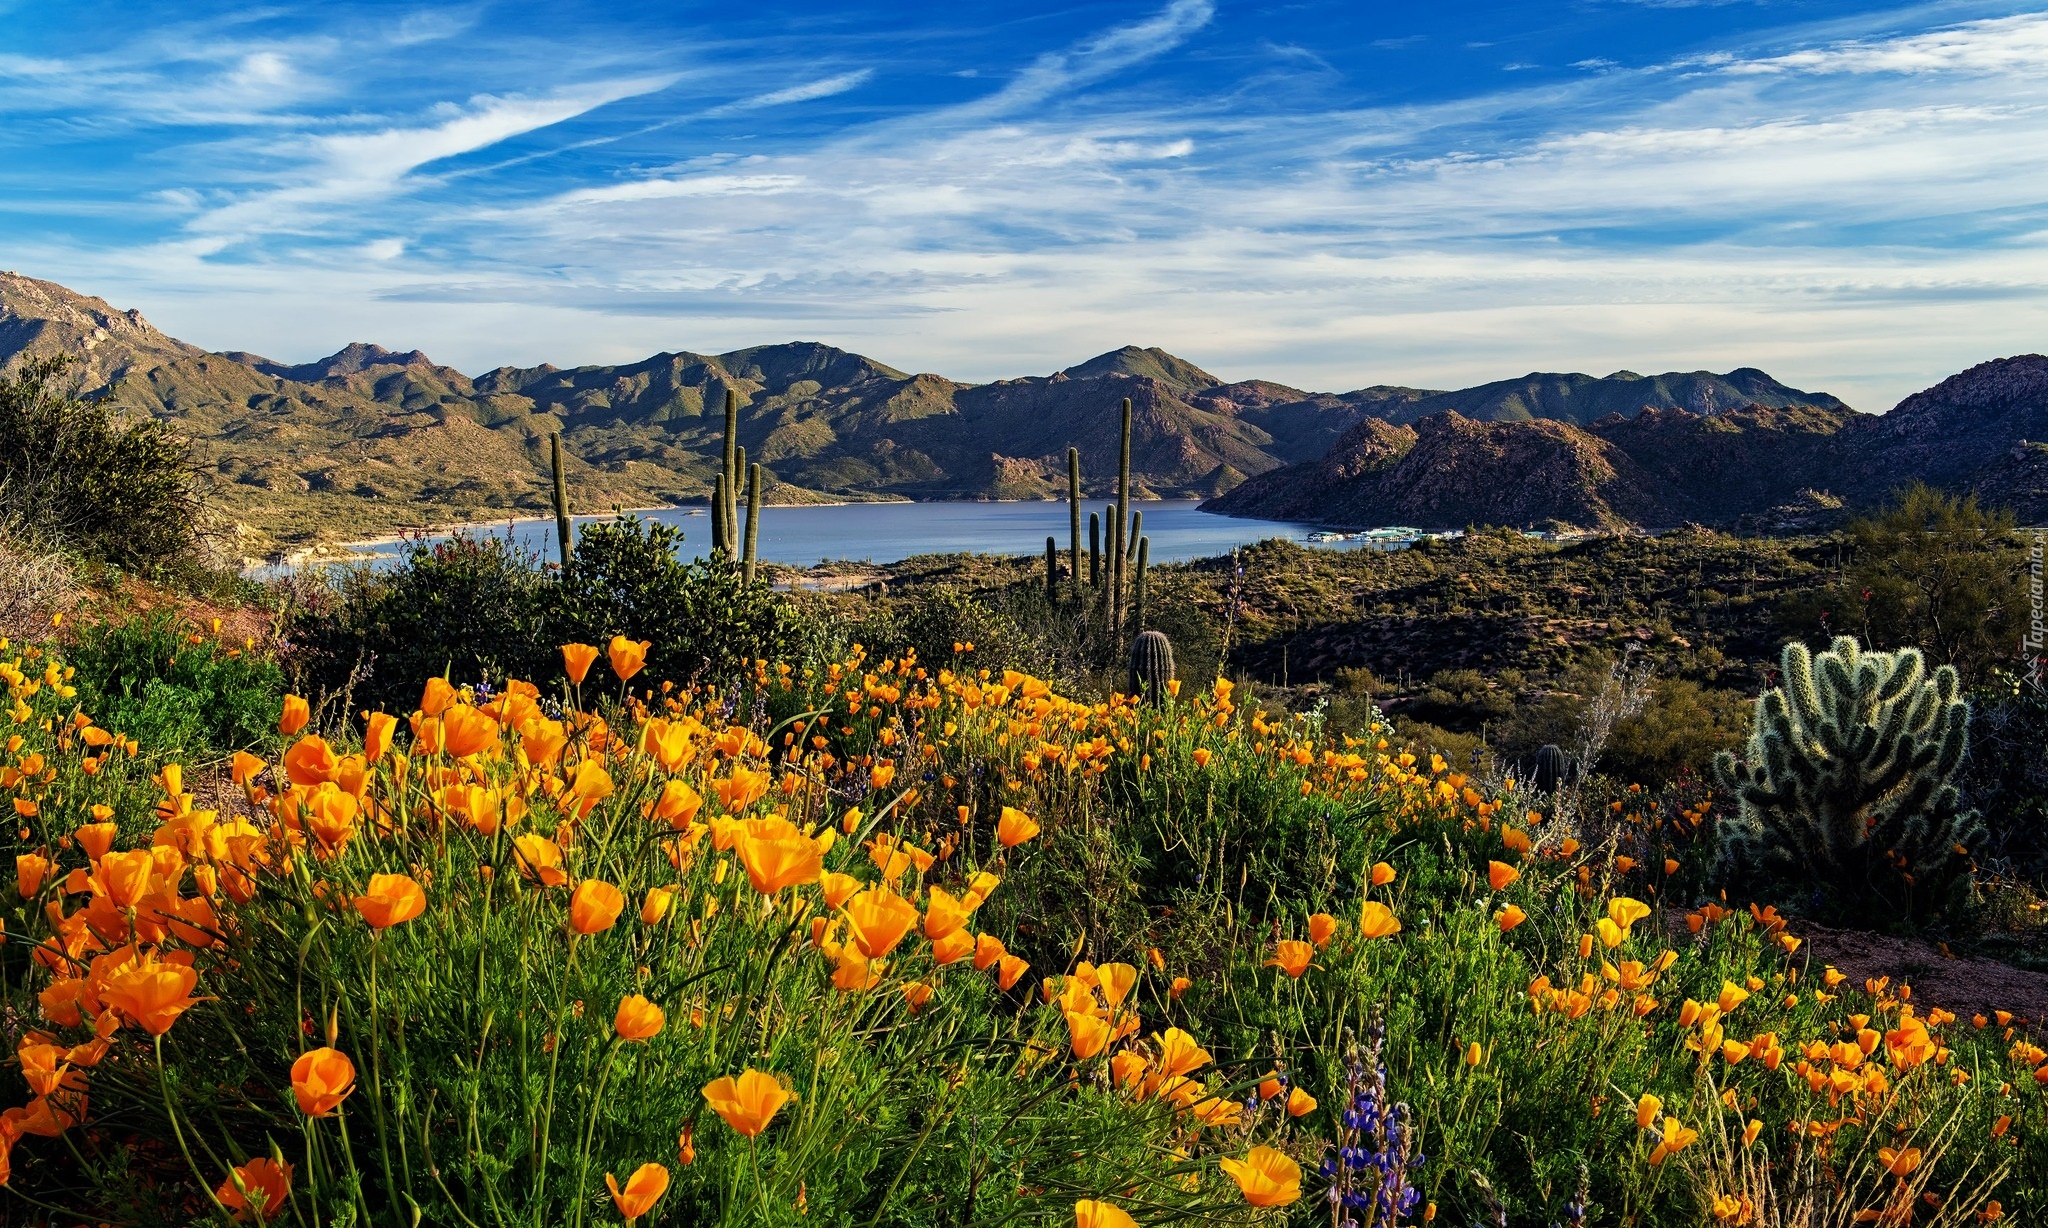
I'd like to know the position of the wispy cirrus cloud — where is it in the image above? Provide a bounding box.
[7,0,2048,415]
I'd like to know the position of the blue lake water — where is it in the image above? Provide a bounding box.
[348,500,1384,569]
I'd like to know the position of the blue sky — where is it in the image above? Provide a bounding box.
[4,0,2047,410]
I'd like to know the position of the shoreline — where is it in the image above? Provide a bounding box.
[327,495,1218,555]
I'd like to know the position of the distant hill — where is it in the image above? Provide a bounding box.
[1206,362,2048,532]
[1368,368,1849,427]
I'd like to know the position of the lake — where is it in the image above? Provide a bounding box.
[344,500,1393,569]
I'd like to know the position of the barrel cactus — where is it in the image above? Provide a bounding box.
[1128,630,1176,702]
[1531,744,1567,794]
[1713,637,1982,922]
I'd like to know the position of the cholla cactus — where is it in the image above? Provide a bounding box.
[1714,637,1982,920]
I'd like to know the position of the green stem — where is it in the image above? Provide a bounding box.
[156,1033,234,1221]
[570,1039,624,1228]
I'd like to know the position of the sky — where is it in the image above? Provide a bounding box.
[3,1,2047,411]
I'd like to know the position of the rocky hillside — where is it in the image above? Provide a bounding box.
[1208,359,2048,531]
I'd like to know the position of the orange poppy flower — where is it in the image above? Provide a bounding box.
[1220,1146,1301,1207]
[996,807,1040,848]
[997,954,1031,991]
[513,833,568,887]
[606,1162,670,1220]
[702,1068,791,1137]
[98,957,203,1035]
[217,1156,293,1222]
[973,933,1007,970]
[736,832,823,895]
[561,643,600,685]
[92,848,155,909]
[1307,913,1338,948]
[1358,901,1402,939]
[278,695,309,736]
[75,822,118,862]
[1075,1199,1140,1228]
[291,1047,356,1117]
[1067,1010,1112,1059]
[1487,861,1519,891]
[1267,939,1313,978]
[354,873,426,929]
[363,712,397,763]
[17,853,48,900]
[931,928,975,965]
[614,994,665,1041]
[283,736,341,787]
[1286,1086,1316,1116]
[608,636,650,683]
[569,880,626,935]
[1370,862,1397,886]
[1497,905,1527,933]
[844,885,920,959]
[820,871,861,910]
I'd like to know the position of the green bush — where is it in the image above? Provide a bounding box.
[0,354,201,571]
[548,516,800,688]
[292,519,800,711]
[291,532,549,714]
[66,610,285,757]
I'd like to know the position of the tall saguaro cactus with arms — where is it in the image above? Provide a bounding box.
[1713,637,1982,921]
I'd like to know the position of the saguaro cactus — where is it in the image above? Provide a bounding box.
[1126,509,1142,562]
[1132,536,1150,632]
[1111,397,1132,635]
[720,389,740,555]
[710,472,728,556]
[1714,636,1982,920]
[1045,536,1058,600]
[1068,447,1082,599]
[742,462,763,583]
[549,432,573,568]
[1088,512,1101,587]
[1128,629,1176,702]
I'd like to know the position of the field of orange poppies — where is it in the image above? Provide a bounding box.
[1,631,2042,1226]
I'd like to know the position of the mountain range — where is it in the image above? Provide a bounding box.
[1205,358,2048,531]
[4,270,2044,548]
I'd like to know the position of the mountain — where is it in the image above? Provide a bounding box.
[1367,368,1848,427]
[0,272,202,388]
[1206,360,2048,531]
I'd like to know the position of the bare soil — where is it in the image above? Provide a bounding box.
[1793,920,2048,1026]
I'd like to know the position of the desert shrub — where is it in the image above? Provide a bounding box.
[1600,677,1752,785]
[1965,671,2048,882]
[548,515,801,688]
[0,534,77,641]
[1779,484,2027,683]
[0,354,201,570]
[65,610,285,756]
[290,532,549,713]
[846,582,1048,680]
[1714,637,1983,925]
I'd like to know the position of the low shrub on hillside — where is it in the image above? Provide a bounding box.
[64,609,285,757]
[292,518,798,714]
[0,354,202,571]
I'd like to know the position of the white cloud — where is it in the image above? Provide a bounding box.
[706,70,873,116]
[1727,12,2048,76]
